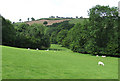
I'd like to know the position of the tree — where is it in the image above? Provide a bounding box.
[27,18,29,21]
[19,19,22,22]
[80,16,83,18]
[31,17,35,21]
[2,17,16,46]
[88,5,118,55]
[57,30,68,44]
[43,21,48,26]
[76,16,78,18]
[49,16,55,18]
[46,21,74,44]
[65,21,89,53]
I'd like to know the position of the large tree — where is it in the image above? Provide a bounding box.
[88,5,118,55]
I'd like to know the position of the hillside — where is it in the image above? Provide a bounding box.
[2,44,118,79]
[25,18,89,26]
[69,18,89,24]
[26,19,71,25]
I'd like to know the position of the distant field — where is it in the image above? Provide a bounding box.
[26,19,71,25]
[25,18,89,26]
[2,44,118,79]
[69,18,89,24]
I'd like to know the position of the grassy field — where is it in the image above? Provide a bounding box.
[26,19,71,26]
[0,46,2,81]
[2,44,118,79]
[69,18,89,24]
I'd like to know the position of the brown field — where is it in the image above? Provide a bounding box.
[25,19,71,26]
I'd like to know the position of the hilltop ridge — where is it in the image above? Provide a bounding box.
[26,19,71,25]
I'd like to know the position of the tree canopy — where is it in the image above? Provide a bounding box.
[43,21,48,26]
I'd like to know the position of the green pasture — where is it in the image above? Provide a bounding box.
[69,18,89,24]
[2,44,118,79]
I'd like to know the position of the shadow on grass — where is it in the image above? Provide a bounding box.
[49,48,65,51]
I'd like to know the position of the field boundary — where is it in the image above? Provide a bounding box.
[1,79,119,81]
[0,15,2,81]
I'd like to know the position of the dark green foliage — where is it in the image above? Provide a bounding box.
[27,18,29,21]
[14,23,50,49]
[2,17,16,46]
[31,17,35,21]
[47,5,119,56]
[57,21,74,31]
[118,17,120,54]
[50,31,58,44]
[87,5,118,56]
[46,21,74,44]
[19,19,21,22]
[64,21,90,53]
[57,30,68,44]
[43,21,48,26]
[2,16,50,49]
[0,16,2,45]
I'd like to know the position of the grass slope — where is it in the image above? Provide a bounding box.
[0,46,2,81]
[26,19,71,26]
[69,18,89,24]
[2,44,118,79]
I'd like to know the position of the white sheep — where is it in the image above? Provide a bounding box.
[46,49,49,51]
[98,61,104,66]
[36,48,39,50]
[28,48,30,50]
[96,55,98,57]
[102,55,106,58]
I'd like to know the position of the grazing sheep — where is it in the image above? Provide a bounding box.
[98,61,104,66]
[96,55,98,57]
[102,55,106,58]
[46,49,49,51]
[28,48,30,50]
[36,48,39,50]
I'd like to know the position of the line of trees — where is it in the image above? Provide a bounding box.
[1,5,119,56]
[46,5,119,56]
[19,17,35,22]
[49,16,83,19]
[2,15,50,49]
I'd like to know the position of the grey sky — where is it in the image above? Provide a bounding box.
[0,0,119,22]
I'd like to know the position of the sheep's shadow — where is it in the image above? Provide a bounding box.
[49,48,64,51]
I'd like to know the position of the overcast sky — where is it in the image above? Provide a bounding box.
[0,0,119,22]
